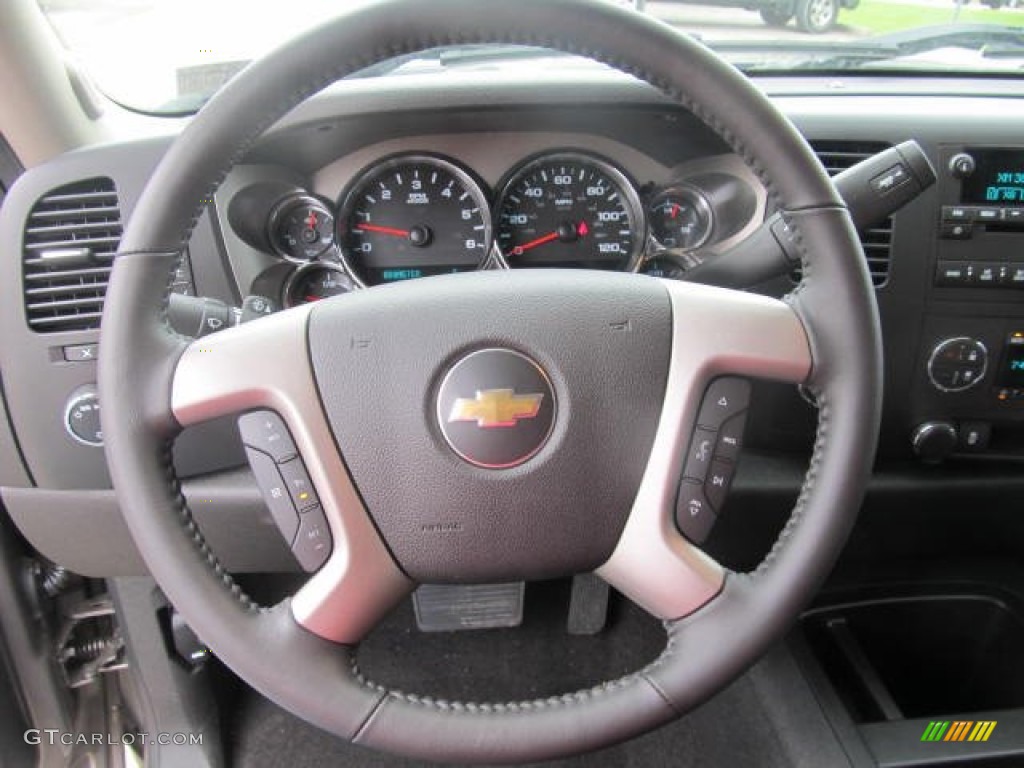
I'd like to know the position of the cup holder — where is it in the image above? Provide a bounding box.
[802,594,1024,723]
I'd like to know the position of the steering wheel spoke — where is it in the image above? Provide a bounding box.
[171,306,412,644]
[599,280,812,620]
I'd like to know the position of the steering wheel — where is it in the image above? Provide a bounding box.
[99,0,882,762]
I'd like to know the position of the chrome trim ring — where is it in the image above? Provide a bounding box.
[335,153,494,288]
[64,387,103,447]
[282,261,355,308]
[266,193,336,263]
[647,184,714,253]
[435,347,557,470]
[496,151,647,272]
[926,336,988,394]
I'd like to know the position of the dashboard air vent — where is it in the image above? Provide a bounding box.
[22,178,122,332]
[808,140,893,287]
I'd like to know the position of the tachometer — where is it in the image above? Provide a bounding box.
[496,153,644,270]
[337,155,492,286]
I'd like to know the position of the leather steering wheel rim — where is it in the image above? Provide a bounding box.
[99,0,883,763]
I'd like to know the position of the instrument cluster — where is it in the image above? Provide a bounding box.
[231,149,757,307]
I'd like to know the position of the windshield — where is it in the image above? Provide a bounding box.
[39,0,1024,115]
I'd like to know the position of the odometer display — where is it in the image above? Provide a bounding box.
[497,153,643,270]
[337,155,492,286]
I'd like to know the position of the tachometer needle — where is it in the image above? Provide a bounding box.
[356,223,410,237]
[511,231,559,255]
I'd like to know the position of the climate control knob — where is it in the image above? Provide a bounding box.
[912,421,958,463]
[927,337,987,393]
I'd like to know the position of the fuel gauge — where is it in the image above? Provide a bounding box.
[268,194,336,261]
[648,187,713,252]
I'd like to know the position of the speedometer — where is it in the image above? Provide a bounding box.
[496,153,644,271]
[337,154,492,287]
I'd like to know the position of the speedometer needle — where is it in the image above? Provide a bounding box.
[356,223,410,237]
[511,221,589,256]
[512,231,559,255]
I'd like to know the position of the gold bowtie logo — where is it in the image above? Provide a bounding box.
[448,389,544,429]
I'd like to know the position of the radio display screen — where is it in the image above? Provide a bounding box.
[963,149,1024,204]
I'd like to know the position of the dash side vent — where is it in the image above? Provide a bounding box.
[806,140,893,288]
[22,178,122,332]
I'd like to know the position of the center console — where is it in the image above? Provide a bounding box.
[911,145,1024,461]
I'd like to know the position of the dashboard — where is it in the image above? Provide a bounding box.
[4,71,1024,577]
[221,129,763,308]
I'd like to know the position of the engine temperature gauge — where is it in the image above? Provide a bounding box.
[648,187,713,252]
[268,194,336,261]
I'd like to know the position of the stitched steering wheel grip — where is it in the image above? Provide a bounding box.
[98,0,882,763]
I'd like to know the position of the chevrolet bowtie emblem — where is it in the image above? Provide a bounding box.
[448,389,545,429]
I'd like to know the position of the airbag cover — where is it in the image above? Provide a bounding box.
[307,269,671,582]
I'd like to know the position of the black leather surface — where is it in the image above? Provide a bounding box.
[100,0,880,763]
[307,269,670,582]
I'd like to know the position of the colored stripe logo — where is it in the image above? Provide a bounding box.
[921,721,997,742]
